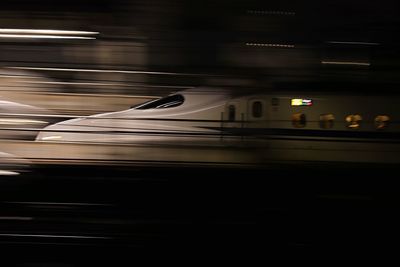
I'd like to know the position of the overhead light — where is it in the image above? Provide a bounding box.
[246,42,295,48]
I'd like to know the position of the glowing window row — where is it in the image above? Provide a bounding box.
[292,114,391,129]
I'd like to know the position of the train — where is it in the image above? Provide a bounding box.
[34,87,400,165]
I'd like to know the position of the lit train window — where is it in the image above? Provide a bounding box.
[291,98,312,106]
[135,94,184,109]
[292,113,306,128]
[319,114,335,129]
[228,105,236,122]
[345,114,362,129]
[252,101,263,118]
[375,115,390,130]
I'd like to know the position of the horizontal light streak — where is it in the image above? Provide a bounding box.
[0,34,95,40]
[0,118,48,125]
[327,41,380,46]
[6,201,111,206]
[23,81,126,86]
[26,81,192,88]
[0,216,33,221]
[0,170,20,176]
[0,29,98,40]
[0,233,109,239]
[7,67,200,76]
[246,42,294,48]
[0,29,99,35]
[321,61,370,66]
[0,75,41,79]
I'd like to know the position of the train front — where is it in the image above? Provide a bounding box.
[35,89,232,144]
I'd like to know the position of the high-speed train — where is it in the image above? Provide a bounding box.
[35,87,400,164]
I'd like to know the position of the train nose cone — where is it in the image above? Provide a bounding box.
[35,117,86,141]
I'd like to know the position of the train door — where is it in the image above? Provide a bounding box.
[243,98,269,146]
[247,98,268,127]
[223,101,244,124]
[220,101,245,141]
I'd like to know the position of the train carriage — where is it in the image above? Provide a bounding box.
[35,87,400,164]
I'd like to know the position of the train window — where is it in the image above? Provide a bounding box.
[319,114,335,129]
[345,114,362,129]
[135,94,184,110]
[252,101,263,118]
[375,115,390,130]
[292,113,306,128]
[228,105,236,122]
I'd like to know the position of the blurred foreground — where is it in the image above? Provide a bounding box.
[0,162,399,265]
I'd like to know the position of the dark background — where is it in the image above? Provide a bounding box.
[1,0,400,93]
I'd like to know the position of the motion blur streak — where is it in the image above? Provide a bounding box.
[0,216,33,220]
[5,201,112,206]
[0,29,99,35]
[0,34,96,40]
[0,118,48,125]
[0,170,19,176]
[327,41,380,46]
[0,234,110,239]
[7,67,205,76]
[320,61,371,66]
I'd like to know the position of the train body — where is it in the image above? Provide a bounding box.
[35,87,400,164]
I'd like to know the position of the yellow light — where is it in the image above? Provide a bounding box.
[291,98,312,106]
[291,99,303,106]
